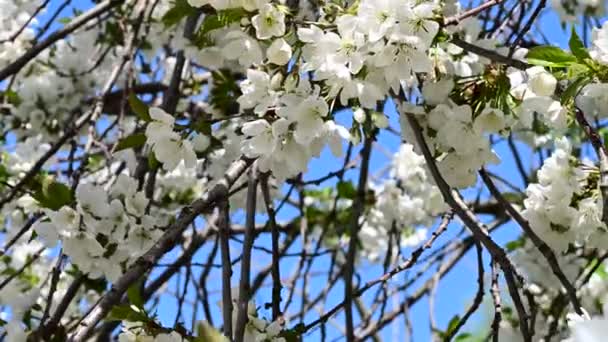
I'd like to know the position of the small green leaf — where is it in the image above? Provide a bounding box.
[337,181,357,199]
[501,192,523,204]
[454,333,473,341]
[106,304,149,323]
[148,151,160,170]
[193,120,212,135]
[114,133,146,152]
[445,315,461,337]
[127,279,144,308]
[506,238,525,252]
[83,276,108,294]
[561,75,592,105]
[128,93,151,122]
[32,178,73,210]
[162,0,197,27]
[567,62,591,79]
[1,90,21,106]
[526,46,577,67]
[569,28,591,62]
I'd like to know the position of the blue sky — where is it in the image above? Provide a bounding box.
[24,0,603,340]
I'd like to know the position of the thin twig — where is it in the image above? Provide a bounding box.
[234,170,258,342]
[259,174,282,320]
[344,122,374,341]
[444,0,504,26]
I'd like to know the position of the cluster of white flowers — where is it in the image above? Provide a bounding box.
[0,0,38,69]
[5,26,125,140]
[220,287,286,342]
[33,175,167,282]
[184,0,448,180]
[522,138,607,252]
[145,107,210,171]
[241,306,285,342]
[437,17,508,77]
[300,0,439,97]
[359,143,446,261]
[4,135,52,175]
[399,91,504,188]
[512,240,585,291]
[564,304,608,342]
[0,241,45,341]
[589,22,608,65]
[509,65,567,131]
[239,74,351,179]
[118,323,184,342]
[575,22,608,120]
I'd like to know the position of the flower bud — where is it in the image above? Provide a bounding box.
[527,67,557,97]
[353,107,366,123]
[267,38,292,65]
[270,72,283,90]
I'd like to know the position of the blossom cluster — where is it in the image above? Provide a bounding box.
[34,175,165,282]
[521,138,607,252]
[118,324,185,342]
[359,143,446,261]
[0,0,37,69]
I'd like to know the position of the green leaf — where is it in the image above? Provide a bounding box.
[280,328,303,342]
[32,178,73,210]
[128,93,151,122]
[1,89,21,106]
[526,46,577,67]
[567,62,591,79]
[208,69,240,113]
[83,276,107,294]
[162,0,197,27]
[596,263,608,279]
[148,151,160,170]
[454,333,472,341]
[569,28,591,62]
[106,304,149,323]
[445,315,461,337]
[127,279,144,308]
[454,333,486,342]
[193,120,212,135]
[501,192,523,205]
[561,75,592,105]
[505,238,525,252]
[337,181,357,199]
[103,21,124,45]
[114,133,146,152]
